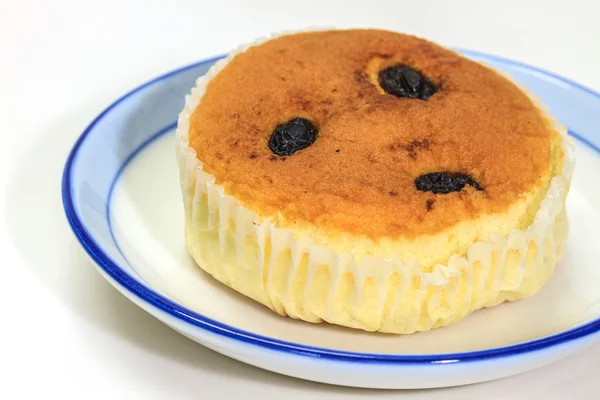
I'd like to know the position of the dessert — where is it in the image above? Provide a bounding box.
[176,29,574,333]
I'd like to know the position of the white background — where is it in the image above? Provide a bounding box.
[2,0,600,398]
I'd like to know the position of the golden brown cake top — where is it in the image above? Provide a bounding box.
[189,29,553,239]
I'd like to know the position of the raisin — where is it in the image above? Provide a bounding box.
[269,118,318,156]
[379,64,436,100]
[415,172,482,194]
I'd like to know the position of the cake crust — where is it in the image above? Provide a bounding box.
[189,29,554,241]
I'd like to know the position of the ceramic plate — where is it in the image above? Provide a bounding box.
[62,50,600,389]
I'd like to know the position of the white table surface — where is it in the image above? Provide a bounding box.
[2,0,600,398]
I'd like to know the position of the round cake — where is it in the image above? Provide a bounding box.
[176,29,574,334]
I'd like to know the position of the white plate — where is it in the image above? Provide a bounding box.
[63,51,600,389]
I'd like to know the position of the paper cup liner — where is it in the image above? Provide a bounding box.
[175,30,575,334]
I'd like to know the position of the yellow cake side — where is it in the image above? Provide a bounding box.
[176,98,573,334]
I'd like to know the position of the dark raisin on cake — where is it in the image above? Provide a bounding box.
[415,172,482,194]
[379,64,436,100]
[269,118,318,156]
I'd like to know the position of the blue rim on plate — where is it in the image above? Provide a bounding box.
[62,49,600,364]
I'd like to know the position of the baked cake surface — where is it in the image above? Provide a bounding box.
[188,29,560,269]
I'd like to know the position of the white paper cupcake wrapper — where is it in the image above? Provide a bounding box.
[175,30,575,334]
